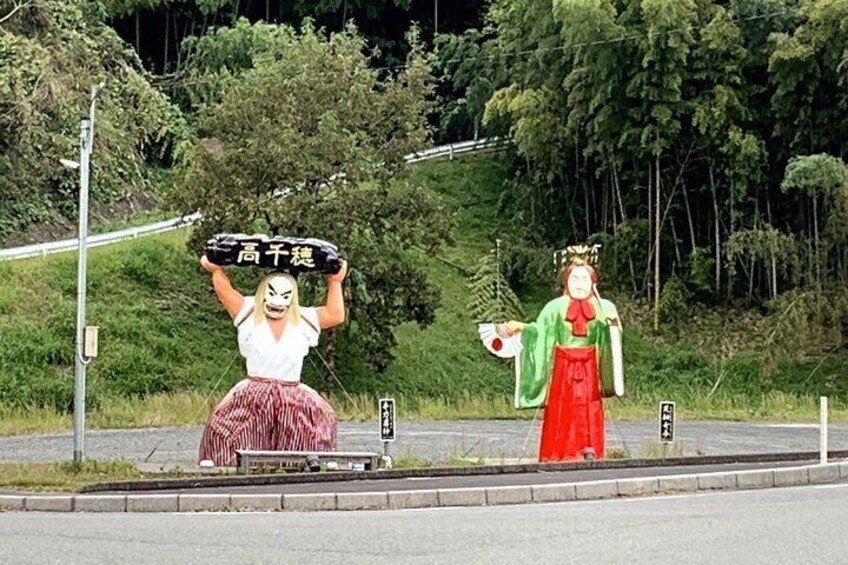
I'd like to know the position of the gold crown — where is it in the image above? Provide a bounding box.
[554,243,601,267]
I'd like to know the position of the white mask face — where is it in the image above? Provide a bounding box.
[263,275,294,319]
[566,266,594,300]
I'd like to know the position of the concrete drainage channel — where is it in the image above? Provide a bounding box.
[1,458,847,513]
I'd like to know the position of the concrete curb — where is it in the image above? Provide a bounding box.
[78,449,848,494]
[2,461,845,514]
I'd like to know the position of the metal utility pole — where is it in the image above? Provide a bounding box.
[495,238,501,314]
[72,82,105,463]
[434,0,438,36]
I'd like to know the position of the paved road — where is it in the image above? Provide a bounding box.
[1,420,846,465]
[2,485,847,564]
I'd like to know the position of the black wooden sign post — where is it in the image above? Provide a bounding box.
[380,398,396,441]
[379,398,396,462]
[659,400,675,448]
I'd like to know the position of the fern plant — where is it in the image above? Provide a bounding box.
[467,244,524,323]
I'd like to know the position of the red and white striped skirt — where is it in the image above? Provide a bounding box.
[198,377,337,467]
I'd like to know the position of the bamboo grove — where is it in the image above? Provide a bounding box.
[436,0,848,339]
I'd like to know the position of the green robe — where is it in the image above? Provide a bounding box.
[516,295,620,409]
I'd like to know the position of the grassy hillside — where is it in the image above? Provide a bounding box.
[369,158,516,400]
[0,155,846,425]
[0,157,520,416]
[0,232,240,410]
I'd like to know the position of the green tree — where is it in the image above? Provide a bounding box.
[627,0,698,329]
[434,28,508,142]
[769,0,848,159]
[0,0,182,243]
[172,23,452,377]
[781,153,848,287]
[687,2,749,294]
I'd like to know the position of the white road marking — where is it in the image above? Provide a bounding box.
[174,511,276,516]
[813,483,848,490]
[338,431,467,437]
[756,424,819,429]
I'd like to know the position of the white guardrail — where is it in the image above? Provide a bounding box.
[0,137,507,261]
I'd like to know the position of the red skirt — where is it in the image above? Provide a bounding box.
[538,346,604,462]
[198,377,337,467]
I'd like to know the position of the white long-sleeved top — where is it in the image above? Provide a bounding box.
[233,297,320,382]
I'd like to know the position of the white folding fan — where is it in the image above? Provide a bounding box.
[478,323,522,359]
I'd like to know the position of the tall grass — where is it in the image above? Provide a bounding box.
[1,390,846,438]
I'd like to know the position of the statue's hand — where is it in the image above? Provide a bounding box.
[200,255,223,273]
[497,321,525,337]
[328,260,348,283]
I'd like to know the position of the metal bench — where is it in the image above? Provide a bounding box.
[235,450,382,474]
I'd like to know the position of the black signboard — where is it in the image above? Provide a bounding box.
[205,233,343,275]
[379,398,396,442]
[659,400,675,443]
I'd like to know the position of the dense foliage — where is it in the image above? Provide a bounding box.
[437,0,848,353]
[171,22,452,373]
[0,0,182,243]
[2,0,847,396]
